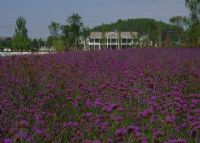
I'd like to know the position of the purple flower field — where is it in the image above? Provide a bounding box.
[0,48,200,143]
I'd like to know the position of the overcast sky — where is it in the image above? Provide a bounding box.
[0,0,189,39]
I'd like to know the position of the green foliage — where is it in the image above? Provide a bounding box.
[38,38,45,47]
[60,24,73,50]
[0,40,3,51]
[31,39,39,51]
[46,36,54,47]
[48,22,60,38]
[30,38,45,52]
[102,25,106,48]
[81,27,90,39]
[47,13,88,50]
[67,13,83,49]
[185,0,200,46]
[0,38,12,50]
[61,25,71,39]
[12,36,31,51]
[185,0,200,24]
[186,23,200,46]
[157,22,163,47]
[92,18,177,34]
[80,27,90,50]
[53,38,65,52]
[12,16,30,51]
[169,16,188,46]
[170,16,188,29]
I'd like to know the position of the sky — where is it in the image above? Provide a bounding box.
[0,0,189,39]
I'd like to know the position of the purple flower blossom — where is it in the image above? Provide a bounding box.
[1,49,200,142]
[165,116,174,124]
[3,139,12,143]
[127,125,140,134]
[92,140,102,143]
[115,128,127,137]
[102,104,118,112]
[140,108,153,118]
[63,121,79,128]
[165,138,187,143]
[98,122,109,130]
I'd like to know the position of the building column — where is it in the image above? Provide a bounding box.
[106,37,108,49]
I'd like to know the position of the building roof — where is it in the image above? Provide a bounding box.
[89,32,138,39]
[90,32,102,39]
[121,32,138,39]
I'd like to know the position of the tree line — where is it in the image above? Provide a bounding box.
[46,13,89,51]
[0,16,46,52]
[0,0,200,51]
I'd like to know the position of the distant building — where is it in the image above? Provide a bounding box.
[81,32,139,50]
[39,46,55,52]
[80,32,153,50]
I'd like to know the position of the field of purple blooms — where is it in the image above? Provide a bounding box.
[0,48,200,143]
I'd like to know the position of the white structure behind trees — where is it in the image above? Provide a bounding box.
[80,32,152,50]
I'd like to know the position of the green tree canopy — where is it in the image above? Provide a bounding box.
[48,22,60,38]
[185,0,200,46]
[67,13,83,49]
[12,16,30,51]
[60,24,72,50]
[185,0,200,24]
[170,16,188,29]
[53,39,65,52]
[31,39,39,51]
[92,18,177,34]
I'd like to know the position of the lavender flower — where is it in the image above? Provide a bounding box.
[3,139,12,143]
[115,128,127,137]
[140,108,153,118]
[63,121,79,128]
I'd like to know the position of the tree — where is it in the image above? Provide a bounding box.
[46,36,54,48]
[31,39,39,51]
[170,16,188,29]
[101,25,106,48]
[80,27,90,50]
[0,38,12,51]
[12,17,30,51]
[38,38,45,48]
[48,22,60,38]
[170,16,187,44]
[48,22,61,50]
[157,22,163,48]
[67,13,83,50]
[185,0,200,46]
[92,18,177,35]
[165,33,173,48]
[53,39,65,52]
[185,0,200,24]
[60,24,72,50]
[3,38,12,49]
